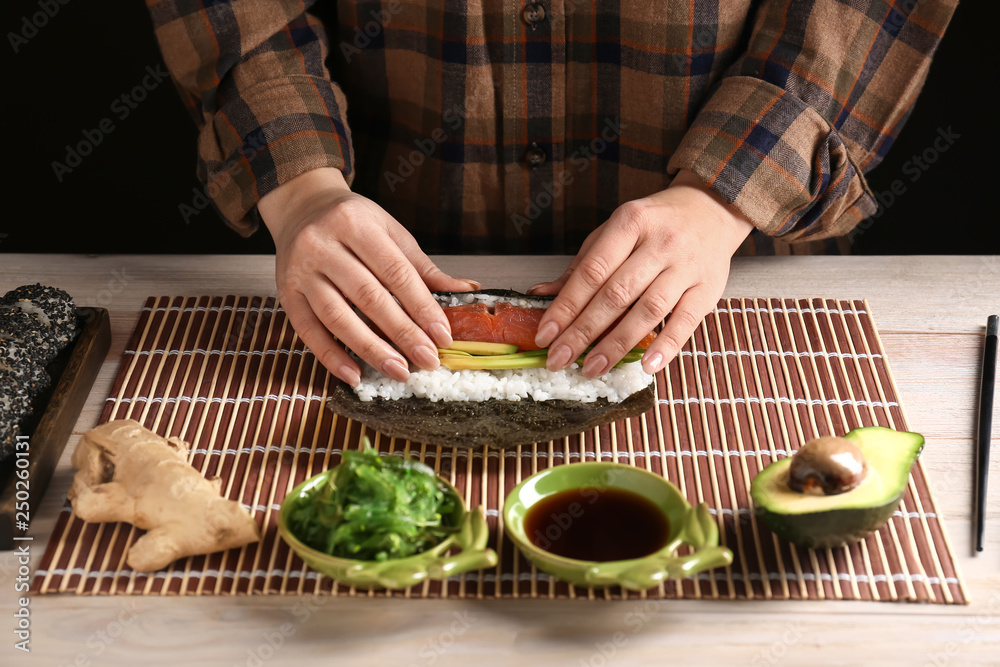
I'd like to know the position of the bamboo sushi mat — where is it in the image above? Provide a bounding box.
[33,295,966,603]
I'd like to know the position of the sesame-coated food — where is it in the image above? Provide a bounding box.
[0,333,49,368]
[0,419,20,462]
[0,338,50,392]
[0,310,59,364]
[2,283,78,347]
[0,284,81,468]
[0,370,35,416]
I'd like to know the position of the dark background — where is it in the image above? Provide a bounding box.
[2,1,995,255]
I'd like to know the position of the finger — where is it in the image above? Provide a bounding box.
[525,278,564,297]
[580,269,686,377]
[640,285,718,374]
[535,223,638,351]
[525,260,577,297]
[549,251,665,376]
[337,237,448,368]
[279,290,362,387]
[302,275,412,382]
[387,221,482,293]
[382,222,481,346]
[330,247,454,373]
[525,230,599,296]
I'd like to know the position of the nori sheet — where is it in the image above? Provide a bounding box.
[326,382,655,450]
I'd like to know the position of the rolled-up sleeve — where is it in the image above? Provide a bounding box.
[147,0,354,235]
[667,0,957,241]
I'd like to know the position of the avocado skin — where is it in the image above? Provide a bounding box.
[755,493,904,549]
[751,426,923,549]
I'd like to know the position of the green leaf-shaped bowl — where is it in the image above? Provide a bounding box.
[503,462,733,590]
[278,467,498,589]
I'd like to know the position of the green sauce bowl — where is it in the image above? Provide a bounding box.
[279,467,498,590]
[503,462,733,590]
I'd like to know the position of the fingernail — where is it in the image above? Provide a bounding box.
[428,321,452,348]
[642,352,664,375]
[382,357,410,382]
[526,282,547,294]
[582,353,608,378]
[339,364,361,387]
[459,279,482,291]
[546,345,572,371]
[535,321,559,349]
[411,345,440,371]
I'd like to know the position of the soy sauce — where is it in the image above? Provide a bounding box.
[524,487,670,562]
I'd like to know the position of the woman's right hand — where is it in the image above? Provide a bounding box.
[257,167,479,387]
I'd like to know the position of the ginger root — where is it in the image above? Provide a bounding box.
[69,419,261,571]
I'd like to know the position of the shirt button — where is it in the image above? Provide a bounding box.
[524,143,547,167]
[522,3,546,27]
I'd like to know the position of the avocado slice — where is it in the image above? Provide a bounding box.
[445,341,520,355]
[750,426,924,549]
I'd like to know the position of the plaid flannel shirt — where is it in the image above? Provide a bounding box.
[148,0,956,255]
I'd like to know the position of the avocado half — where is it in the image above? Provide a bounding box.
[750,426,924,549]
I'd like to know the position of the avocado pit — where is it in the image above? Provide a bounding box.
[788,436,868,496]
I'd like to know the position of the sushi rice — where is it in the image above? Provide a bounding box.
[354,361,654,404]
[433,292,552,310]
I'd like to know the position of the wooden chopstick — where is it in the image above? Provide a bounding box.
[976,315,998,553]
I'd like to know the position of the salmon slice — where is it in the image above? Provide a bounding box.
[638,331,657,349]
[443,302,656,351]
[494,302,546,350]
[443,304,496,345]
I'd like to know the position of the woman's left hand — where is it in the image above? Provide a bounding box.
[528,169,755,378]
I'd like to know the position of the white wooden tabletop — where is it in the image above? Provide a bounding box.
[0,254,998,666]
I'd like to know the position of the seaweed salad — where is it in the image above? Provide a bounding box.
[288,442,460,561]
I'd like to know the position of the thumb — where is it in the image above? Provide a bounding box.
[526,253,584,296]
[525,274,568,296]
[528,226,601,295]
[422,266,482,293]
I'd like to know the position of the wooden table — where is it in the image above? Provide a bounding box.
[1,254,998,666]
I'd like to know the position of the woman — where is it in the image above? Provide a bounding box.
[149,0,955,386]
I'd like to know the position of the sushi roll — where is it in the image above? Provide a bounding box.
[0,310,59,365]
[0,284,81,464]
[0,338,50,396]
[2,283,78,348]
[0,419,19,464]
[0,368,34,418]
[327,289,659,449]
[360,288,657,403]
